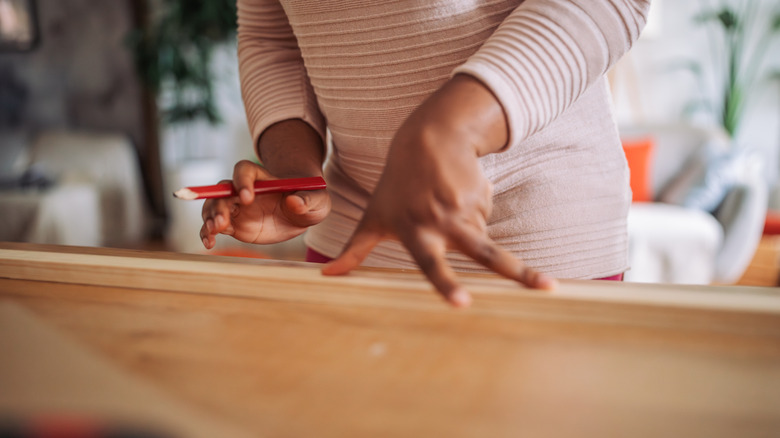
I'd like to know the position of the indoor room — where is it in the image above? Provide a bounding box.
[1,0,779,436]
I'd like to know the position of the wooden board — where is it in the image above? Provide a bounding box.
[738,235,780,286]
[1,242,779,331]
[0,302,253,438]
[1,243,779,437]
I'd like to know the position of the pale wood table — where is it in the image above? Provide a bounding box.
[738,235,780,286]
[1,243,779,437]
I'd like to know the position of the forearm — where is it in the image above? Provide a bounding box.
[257,119,325,178]
[409,74,508,158]
[454,0,650,149]
[238,0,327,171]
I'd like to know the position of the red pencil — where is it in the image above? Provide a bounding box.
[173,176,326,200]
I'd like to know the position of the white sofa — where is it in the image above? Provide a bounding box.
[621,123,767,284]
[0,130,147,248]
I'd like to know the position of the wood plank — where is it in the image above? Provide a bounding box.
[1,243,779,335]
[0,301,252,438]
[2,278,779,438]
[2,243,780,437]
[738,236,780,286]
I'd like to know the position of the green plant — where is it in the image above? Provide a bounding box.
[684,0,780,138]
[126,0,237,124]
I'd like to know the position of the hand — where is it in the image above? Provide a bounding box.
[200,119,329,249]
[200,160,331,248]
[322,75,556,307]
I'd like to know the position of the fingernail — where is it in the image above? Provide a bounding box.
[202,238,209,248]
[206,219,214,233]
[450,288,472,308]
[240,188,251,203]
[215,215,224,228]
[540,275,558,291]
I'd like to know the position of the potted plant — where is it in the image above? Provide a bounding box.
[126,0,237,126]
[683,0,780,141]
[126,0,239,252]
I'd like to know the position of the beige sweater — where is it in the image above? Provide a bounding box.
[237,0,650,279]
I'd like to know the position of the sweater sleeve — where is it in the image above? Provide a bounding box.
[453,0,650,150]
[237,0,326,155]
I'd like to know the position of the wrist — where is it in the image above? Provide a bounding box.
[421,74,509,157]
[257,119,325,178]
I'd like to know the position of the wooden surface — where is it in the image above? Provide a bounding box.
[738,235,780,286]
[1,243,780,437]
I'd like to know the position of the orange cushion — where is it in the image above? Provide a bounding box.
[765,210,780,235]
[622,137,655,203]
[210,248,270,259]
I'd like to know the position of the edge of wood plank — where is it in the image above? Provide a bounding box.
[1,243,779,317]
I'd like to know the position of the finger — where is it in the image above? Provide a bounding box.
[201,197,235,235]
[199,224,215,249]
[401,229,471,307]
[213,212,235,236]
[481,181,494,219]
[201,179,234,220]
[233,160,275,205]
[449,223,557,290]
[282,190,329,227]
[322,222,383,276]
[200,205,235,249]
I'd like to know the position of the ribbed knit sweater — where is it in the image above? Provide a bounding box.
[237,0,650,278]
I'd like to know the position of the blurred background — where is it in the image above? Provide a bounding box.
[0,0,778,285]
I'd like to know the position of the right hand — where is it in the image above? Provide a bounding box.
[200,160,331,249]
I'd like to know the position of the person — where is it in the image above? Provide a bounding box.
[201,0,651,307]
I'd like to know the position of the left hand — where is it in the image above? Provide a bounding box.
[322,74,557,307]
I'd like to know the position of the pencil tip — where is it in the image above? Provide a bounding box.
[173,188,198,200]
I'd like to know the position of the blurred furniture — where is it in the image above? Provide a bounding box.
[0,130,102,246]
[0,182,101,246]
[29,130,147,247]
[621,123,768,284]
[0,130,146,247]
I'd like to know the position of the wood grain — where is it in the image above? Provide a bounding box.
[1,243,779,437]
[0,302,253,438]
[738,235,780,286]
[1,243,779,333]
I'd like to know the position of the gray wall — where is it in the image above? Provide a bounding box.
[0,0,145,156]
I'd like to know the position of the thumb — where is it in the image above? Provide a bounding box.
[282,190,330,227]
[322,223,383,275]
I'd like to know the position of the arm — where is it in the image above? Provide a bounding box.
[200,1,330,248]
[323,74,556,308]
[324,0,650,306]
[237,0,326,159]
[455,0,650,151]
